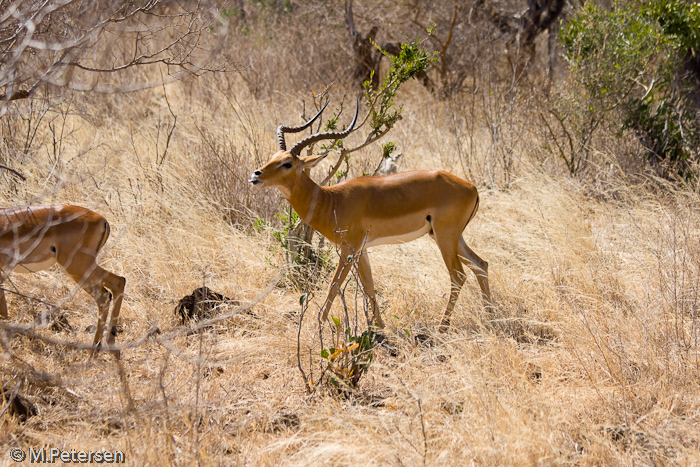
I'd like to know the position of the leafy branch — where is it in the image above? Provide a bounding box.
[319,37,435,185]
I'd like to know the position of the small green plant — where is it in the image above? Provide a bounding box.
[271,205,301,249]
[381,141,397,161]
[256,205,333,287]
[319,323,374,392]
[296,253,378,396]
[252,217,269,232]
[220,7,241,19]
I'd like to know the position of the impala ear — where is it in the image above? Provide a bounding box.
[300,153,327,169]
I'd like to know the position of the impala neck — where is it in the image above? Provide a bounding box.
[285,171,331,230]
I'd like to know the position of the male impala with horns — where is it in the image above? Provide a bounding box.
[249,102,493,329]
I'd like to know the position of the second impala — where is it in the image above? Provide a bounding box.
[0,205,125,356]
[249,104,493,328]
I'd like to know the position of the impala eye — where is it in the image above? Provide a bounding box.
[282,162,293,169]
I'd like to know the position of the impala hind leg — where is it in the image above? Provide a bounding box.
[458,237,493,311]
[64,253,125,358]
[0,286,7,348]
[0,286,7,319]
[442,258,468,330]
[432,233,468,329]
[102,271,126,360]
[321,249,353,322]
[357,251,384,329]
[85,282,112,358]
[102,271,125,352]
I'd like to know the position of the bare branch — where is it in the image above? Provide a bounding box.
[0,0,231,114]
[0,164,25,180]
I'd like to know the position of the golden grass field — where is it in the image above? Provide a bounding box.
[2,57,700,466]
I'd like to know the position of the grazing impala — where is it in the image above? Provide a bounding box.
[0,205,125,355]
[250,104,493,329]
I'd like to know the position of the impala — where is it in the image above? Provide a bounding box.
[0,205,125,355]
[249,104,492,329]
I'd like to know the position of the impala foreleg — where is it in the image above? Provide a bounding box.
[357,251,383,329]
[320,251,353,322]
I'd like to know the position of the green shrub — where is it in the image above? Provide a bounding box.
[560,0,700,178]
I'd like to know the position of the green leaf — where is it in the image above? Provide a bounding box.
[321,348,329,359]
[332,317,341,327]
[299,293,308,305]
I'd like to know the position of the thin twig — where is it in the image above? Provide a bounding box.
[0,165,26,181]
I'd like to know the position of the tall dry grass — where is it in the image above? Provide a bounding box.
[1,14,700,467]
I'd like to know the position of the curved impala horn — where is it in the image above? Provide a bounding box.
[277,102,329,151]
[289,100,359,157]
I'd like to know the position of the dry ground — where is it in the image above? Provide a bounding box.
[1,77,700,466]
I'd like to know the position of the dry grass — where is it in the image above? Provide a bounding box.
[1,68,700,467]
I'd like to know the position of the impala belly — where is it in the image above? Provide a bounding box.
[364,215,432,248]
[0,250,57,273]
[14,257,57,273]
